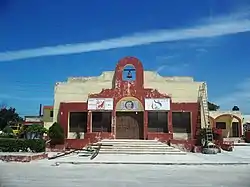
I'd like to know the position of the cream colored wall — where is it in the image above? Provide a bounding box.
[44,122,54,130]
[53,72,114,122]
[209,111,243,137]
[215,116,234,138]
[144,71,207,131]
[54,71,208,139]
[173,133,191,140]
[209,111,242,120]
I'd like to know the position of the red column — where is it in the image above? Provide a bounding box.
[112,110,116,138]
[238,120,242,137]
[168,111,173,139]
[144,111,148,139]
[59,103,68,138]
[87,111,92,133]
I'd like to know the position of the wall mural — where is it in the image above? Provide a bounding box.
[145,98,170,111]
[116,97,143,111]
[88,98,113,110]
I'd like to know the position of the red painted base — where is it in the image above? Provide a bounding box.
[215,140,234,152]
[63,134,198,152]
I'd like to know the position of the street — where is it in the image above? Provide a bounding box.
[0,162,249,187]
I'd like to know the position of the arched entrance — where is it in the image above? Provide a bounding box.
[115,97,144,139]
[214,114,242,138]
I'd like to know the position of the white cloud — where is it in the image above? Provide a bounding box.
[0,11,250,62]
[196,48,208,53]
[156,55,179,60]
[214,78,250,114]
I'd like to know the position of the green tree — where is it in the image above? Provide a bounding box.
[208,102,220,111]
[0,107,23,130]
[48,122,65,145]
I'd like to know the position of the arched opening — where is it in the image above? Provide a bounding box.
[122,64,136,81]
[214,114,241,138]
[115,97,144,139]
[209,116,215,128]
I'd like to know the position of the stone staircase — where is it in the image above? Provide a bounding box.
[91,139,186,155]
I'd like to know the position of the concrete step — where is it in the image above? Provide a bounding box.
[91,145,172,149]
[90,139,186,156]
[98,141,163,144]
[96,141,165,146]
[97,146,174,149]
[99,148,181,152]
[94,143,166,147]
[99,140,161,145]
[101,139,159,142]
[98,151,186,155]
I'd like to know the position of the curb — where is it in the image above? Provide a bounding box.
[54,161,250,166]
[234,144,250,146]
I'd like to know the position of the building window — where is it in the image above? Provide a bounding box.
[122,65,136,81]
[50,111,53,118]
[172,112,191,133]
[148,112,168,133]
[92,112,112,132]
[216,122,226,129]
[69,112,87,132]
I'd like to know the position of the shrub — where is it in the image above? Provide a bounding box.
[24,124,47,139]
[0,138,46,152]
[0,133,16,138]
[48,122,65,145]
[25,124,47,134]
[2,126,13,134]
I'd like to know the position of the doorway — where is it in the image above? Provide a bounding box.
[116,112,144,139]
[232,122,239,137]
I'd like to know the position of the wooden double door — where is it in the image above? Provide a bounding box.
[116,112,144,139]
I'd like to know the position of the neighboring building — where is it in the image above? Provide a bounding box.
[42,106,54,129]
[243,115,250,124]
[209,111,242,138]
[243,115,250,132]
[51,57,242,148]
[24,116,43,125]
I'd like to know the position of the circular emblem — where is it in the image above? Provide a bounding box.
[125,101,134,110]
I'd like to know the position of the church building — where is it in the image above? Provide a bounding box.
[51,56,242,148]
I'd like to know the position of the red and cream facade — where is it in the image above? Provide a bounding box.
[53,57,209,148]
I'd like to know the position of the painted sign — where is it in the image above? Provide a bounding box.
[145,98,170,111]
[116,97,144,111]
[88,98,113,110]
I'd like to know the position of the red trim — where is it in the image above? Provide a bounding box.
[43,106,53,110]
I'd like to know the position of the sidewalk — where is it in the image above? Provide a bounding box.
[41,146,250,166]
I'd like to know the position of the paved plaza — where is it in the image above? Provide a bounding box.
[0,163,249,187]
[1,146,250,187]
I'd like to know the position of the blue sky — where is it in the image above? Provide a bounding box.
[0,0,250,115]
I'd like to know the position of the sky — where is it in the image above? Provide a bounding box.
[0,0,250,116]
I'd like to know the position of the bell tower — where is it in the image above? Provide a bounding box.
[114,56,144,89]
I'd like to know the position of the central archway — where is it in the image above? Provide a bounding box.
[115,97,144,139]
